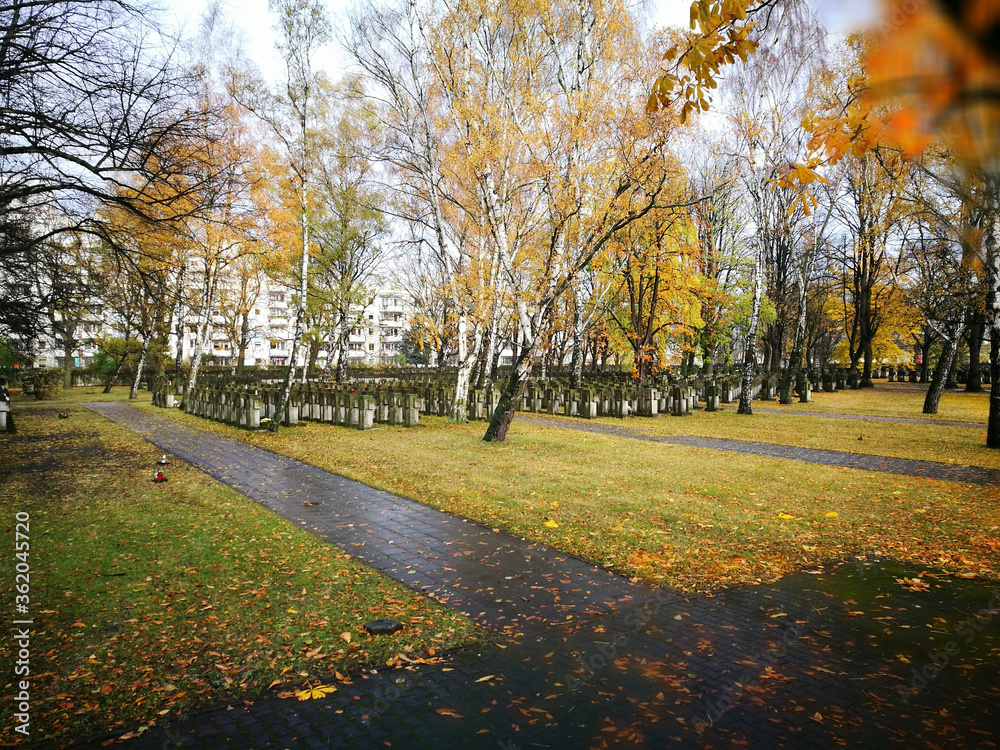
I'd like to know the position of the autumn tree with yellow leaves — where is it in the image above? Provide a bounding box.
[479,2,686,442]
[651,0,1000,445]
[602,211,703,385]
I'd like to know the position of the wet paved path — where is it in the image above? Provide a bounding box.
[78,404,1000,749]
[515,415,1000,486]
[86,403,649,633]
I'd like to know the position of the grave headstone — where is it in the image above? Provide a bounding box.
[798,378,811,403]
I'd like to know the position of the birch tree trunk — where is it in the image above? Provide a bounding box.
[451,313,483,423]
[965,314,984,392]
[183,268,219,405]
[781,268,811,403]
[185,303,214,400]
[328,310,351,383]
[62,334,74,390]
[924,325,965,415]
[483,281,542,441]
[779,184,834,403]
[184,317,209,400]
[476,325,495,390]
[570,293,585,388]
[738,248,763,415]
[130,336,150,399]
[272,187,310,431]
[237,314,249,376]
[173,265,186,382]
[483,342,533,443]
[985,184,1000,447]
[338,336,352,382]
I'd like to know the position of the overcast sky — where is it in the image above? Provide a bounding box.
[157,0,875,88]
[159,0,699,83]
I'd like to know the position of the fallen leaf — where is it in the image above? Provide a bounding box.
[294,684,336,701]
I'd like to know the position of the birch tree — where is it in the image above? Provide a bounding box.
[348,0,490,422]
[481,1,681,442]
[234,0,330,430]
[310,78,389,382]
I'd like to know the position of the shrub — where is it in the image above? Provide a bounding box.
[31,368,64,400]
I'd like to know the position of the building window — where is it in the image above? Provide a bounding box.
[368,343,374,351]
[269,292,285,303]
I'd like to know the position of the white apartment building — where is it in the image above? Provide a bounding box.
[31,280,411,371]
[168,284,411,370]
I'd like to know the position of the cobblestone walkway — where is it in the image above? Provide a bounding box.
[78,403,1000,749]
[515,415,1000,486]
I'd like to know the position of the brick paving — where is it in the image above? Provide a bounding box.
[76,403,1000,749]
[515,415,1000,486]
[85,403,650,633]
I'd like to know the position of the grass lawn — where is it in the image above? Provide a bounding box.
[7,385,154,405]
[753,381,990,423]
[0,405,481,746]
[591,404,1000,471]
[134,400,1000,599]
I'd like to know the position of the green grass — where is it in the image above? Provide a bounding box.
[136,401,1000,598]
[591,407,1000,470]
[0,406,481,745]
[758,381,990,423]
[7,385,154,404]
